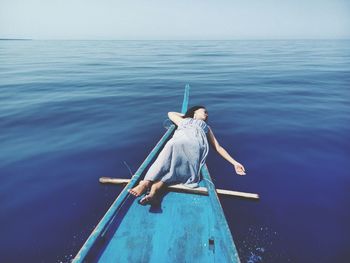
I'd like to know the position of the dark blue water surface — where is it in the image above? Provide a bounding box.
[0,40,349,263]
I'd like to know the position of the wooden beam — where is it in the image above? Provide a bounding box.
[99,177,259,200]
[99,177,130,184]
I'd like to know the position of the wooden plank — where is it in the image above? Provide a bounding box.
[217,188,259,199]
[200,164,241,262]
[99,177,130,184]
[99,177,259,199]
[97,191,215,262]
[181,84,190,114]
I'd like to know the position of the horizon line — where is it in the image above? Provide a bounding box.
[1,38,350,41]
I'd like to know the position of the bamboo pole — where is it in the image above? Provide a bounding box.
[99,177,259,200]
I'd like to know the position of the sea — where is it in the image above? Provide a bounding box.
[0,40,349,263]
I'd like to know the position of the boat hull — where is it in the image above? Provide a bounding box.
[73,85,240,262]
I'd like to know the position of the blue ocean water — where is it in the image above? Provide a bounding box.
[0,40,349,263]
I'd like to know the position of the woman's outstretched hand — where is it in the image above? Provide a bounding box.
[234,162,246,176]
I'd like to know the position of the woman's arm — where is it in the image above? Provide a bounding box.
[207,127,246,176]
[168,112,185,126]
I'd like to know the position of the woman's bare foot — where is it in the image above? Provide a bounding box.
[139,193,158,206]
[138,181,165,205]
[128,180,151,197]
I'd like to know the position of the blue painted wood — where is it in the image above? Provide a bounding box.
[73,85,190,263]
[94,180,240,263]
[181,84,190,114]
[73,84,241,263]
[201,164,240,262]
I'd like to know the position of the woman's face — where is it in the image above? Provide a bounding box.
[194,108,208,121]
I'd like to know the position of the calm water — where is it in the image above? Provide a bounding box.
[0,40,349,263]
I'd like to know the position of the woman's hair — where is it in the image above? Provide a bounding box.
[184,105,206,118]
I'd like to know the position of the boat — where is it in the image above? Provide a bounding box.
[72,84,243,262]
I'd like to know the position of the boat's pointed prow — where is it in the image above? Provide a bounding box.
[72,84,241,263]
[181,84,190,114]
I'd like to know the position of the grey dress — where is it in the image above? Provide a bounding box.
[144,118,209,188]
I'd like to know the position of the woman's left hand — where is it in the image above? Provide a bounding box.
[234,162,246,176]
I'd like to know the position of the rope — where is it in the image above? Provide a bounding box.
[123,161,133,176]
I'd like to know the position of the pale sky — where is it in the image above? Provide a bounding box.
[0,0,349,39]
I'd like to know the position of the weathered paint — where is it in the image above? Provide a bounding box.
[201,164,241,262]
[73,85,190,262]
[96,183,234,263]
[72,85,241,263]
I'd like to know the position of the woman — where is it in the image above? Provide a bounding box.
[129,106,246,205]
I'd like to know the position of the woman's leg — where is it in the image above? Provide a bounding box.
[128,180,152,197]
